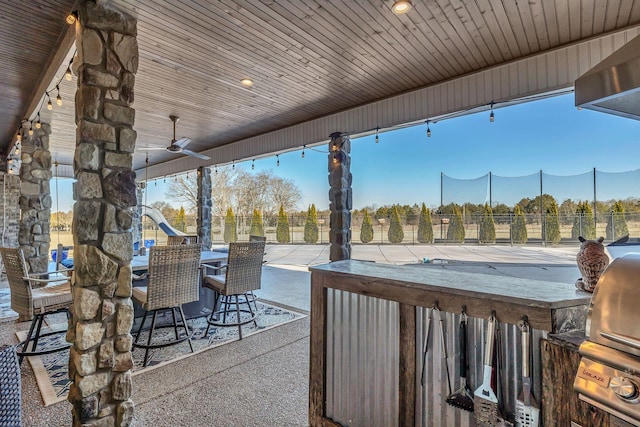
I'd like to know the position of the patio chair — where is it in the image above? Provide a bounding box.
[0,345,21,426]
[167,235,199,245]
[202,241,265,339]
[0,247,72,365]
[132,243,202,367]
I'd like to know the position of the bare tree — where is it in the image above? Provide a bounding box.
[211,167,238,217]
[166,173,198,213]
[270,176,302,215]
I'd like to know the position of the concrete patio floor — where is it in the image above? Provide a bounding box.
[2,243,588,426]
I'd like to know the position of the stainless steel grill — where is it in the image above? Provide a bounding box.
[574,253,640,426]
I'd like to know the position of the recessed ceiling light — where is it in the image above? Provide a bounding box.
[241,78,254,88]
[391,1,412,14]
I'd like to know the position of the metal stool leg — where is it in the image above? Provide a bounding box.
[235,295,243,339]
[143,310,158,367]
[178,306,194,353]
[18,315,40,365]
[170,308,179,341]
[134,310,149,343]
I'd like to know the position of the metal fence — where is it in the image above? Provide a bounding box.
[140,212,639,245]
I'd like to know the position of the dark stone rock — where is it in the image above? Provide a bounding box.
[74,201,101,242]
[121,72,135,105]
[80,395,99,421]
[84,2,137,36]
[103,170,137,208]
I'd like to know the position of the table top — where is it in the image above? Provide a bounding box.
[131,250,227,271]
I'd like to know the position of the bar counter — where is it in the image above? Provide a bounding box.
[309,260,594,427]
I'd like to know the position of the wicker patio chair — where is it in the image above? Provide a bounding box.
[0,345,22,426]
[132,243,202,367]
[166,235,199,245]
[202,241,265,339]
[0,247,72,365]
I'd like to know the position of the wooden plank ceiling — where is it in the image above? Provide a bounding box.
[1,0,640,172]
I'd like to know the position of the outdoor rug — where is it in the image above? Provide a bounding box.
[17,301,306,406]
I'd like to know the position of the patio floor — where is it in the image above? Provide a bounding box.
[1,243,584,426]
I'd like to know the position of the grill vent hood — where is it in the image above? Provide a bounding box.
[575,33,640,121]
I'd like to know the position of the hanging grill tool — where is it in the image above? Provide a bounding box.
[515,320,540,426]
[434,305,453,398]
[474,314,502,425]
[420,307,432,387]
[446,309,474,412]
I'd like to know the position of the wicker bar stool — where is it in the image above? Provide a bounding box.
[0,247,72,365]
[132,243,201,367]
[166,235,199,245]
[202,241,265,339]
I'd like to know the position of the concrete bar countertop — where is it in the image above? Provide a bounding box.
[310,259,593,332]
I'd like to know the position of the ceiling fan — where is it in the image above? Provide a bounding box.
[150,115,210,160]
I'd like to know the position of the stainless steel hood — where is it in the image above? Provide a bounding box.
[575,33,640,121]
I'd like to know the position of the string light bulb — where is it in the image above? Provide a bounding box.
[65,66,73,81]
[276,154,280,167]
[28,122,34,136]
[35,113,41,129]
[47,94,53,110]
[489,101,495,123]
[16,133,21,142]
[426,120,431,138]
[302,146,305,158]
[375,127,379,144]
[332,155,338,164]
[56,85,62,106]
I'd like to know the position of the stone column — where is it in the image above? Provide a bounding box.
[0,173,21,272]
[68,2,137,426]
[328,132,352,261]
[19,123,53,274]
[132,183,143,250]
[197,166,212,250]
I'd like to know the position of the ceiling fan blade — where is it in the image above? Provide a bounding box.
[172,137,191,148]
[181,149,210,160]
[141,147,167,151]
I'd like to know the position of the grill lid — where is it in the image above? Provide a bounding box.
[586,253,640,358]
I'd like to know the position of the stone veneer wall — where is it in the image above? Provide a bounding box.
[19,123,53,274]
[132,184,143,249]
[67,2,138,426]
[0,173,21,272]
[328,132,352,261]
[197,166,212,250]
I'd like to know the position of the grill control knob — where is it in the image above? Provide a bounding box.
[610,377,639,400]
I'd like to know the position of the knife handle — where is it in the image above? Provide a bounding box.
[459,320,468,378]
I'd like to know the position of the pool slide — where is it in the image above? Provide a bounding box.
[141,205,187,237]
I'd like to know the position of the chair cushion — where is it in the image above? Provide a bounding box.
[31,280,72,313]
[203,275,225,293]
[132,286,148,306]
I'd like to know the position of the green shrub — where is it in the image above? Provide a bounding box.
[572,201,596,240]
[276,205,290,243]
[174,206,186,232]
[447,205,465,243]
[360,210,374,243]
[304,204,319,243]
[606,200,629,240]
[249,208,264,237]
[388,206,404,243]
[544,198,561,244]
[417,203,433,244]
[479,203,496,244]
[223,207,237,243]
[511,204,528,244]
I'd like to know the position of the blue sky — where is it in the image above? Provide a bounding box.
[53,93,640,212]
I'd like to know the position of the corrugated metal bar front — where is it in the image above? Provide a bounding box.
[415,308,545,427]
[325,289,399,427]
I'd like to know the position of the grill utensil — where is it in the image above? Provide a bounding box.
[474,314,501,425]
[434,306,452,397]
[420,308,432,387]
[515,321,540,426]
[446,310,474,412]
